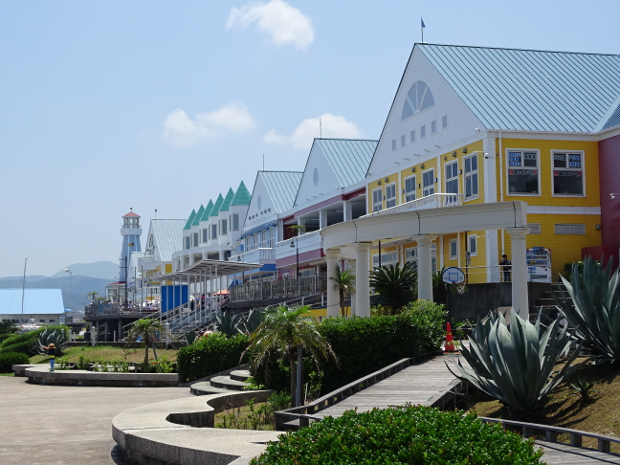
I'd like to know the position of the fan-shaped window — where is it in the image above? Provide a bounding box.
[401,81,435,120]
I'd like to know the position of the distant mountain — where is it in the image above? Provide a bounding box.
[51,261,118,280]
[0,275,48,282]
[0,275,111,311]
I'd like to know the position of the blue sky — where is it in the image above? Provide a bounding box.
[1,0,618,277]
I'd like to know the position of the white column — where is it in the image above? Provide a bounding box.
[189,254,195,266]
[506,228,530,319]
[343,200,353,221]
[353,242,373,317]
[218,250,226,261]
[326,249,340,317]
[319,209,328,229]
[412,235,436,301]
[348,259,356,316]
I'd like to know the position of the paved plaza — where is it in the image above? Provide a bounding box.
[0,375,193,465]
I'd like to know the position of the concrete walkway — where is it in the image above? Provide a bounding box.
[0,375,192,465]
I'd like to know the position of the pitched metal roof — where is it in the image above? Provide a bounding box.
[314,139,378,186]
[259,171,303,212]
[123,211,141,218]
[210,194,225,218]
[417,44,620,132]
[183,210,196,230]
[150,219,186,262]
[200,200,214,222]
[191,205,205,227]
[219,188,235,213]
[231,180,252,206]
[0,289,64,315]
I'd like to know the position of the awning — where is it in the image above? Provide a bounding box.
[158,258,262,280]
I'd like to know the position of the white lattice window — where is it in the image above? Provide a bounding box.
[372,188,383,212]
[422,169,435,197]
[404,175,416,202]
[464,154,479,200]
[385,183,396,208]
[445,161,458,194]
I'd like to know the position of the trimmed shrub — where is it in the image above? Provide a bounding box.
[251,406,543,465]
[0,329,44,356]
[177,332,249,381]
[0,351,30,373]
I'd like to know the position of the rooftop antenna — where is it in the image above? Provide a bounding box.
[155,208,158,219]
[421,17,426,43]
[319,118,322,138]
[20,258,27,324]
[262,153,265,171]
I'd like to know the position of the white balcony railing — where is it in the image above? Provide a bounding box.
[275,230,323,260]
[361,193,464,218]
[230,247,275,264]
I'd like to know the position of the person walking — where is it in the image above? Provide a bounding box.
[500,254,512,282]
[41,343,56,371]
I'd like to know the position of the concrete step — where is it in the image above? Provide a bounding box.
[210,376,251,391]
[189,381,235,396]
[229,370,252,383]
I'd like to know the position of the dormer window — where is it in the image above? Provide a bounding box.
[401,81,435,120]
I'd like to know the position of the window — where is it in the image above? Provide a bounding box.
[260,230,267,248]
[468,235,477,256]
[507,150,539,194]
[184,236,190,249]
[552,152,584,195]
[400,135,406,147]
[372,252,398,267]
[421,125,426,139]
[410,130,415,143]
[449,239,458,260]
[221,219,228,235]
[406,248,418,269]
[202,229,208,242]
[422,169,435,196]
[232,214,239,231]
[401,80,435,120]
[445,161,459,194]
[528,223,541,234]
[464,154,479,200]
[193,233,198,247]
[431,120,437,134]
[392,139,396,151]
[404,175,416,202]
[267,227,274,247]
[372,188,382,212]
[385,183,396,208]
[211,224,217,240]
[442,115,448,129]
[431,243,437,272]
[555,224,586,235]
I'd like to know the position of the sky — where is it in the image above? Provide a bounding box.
[1,0,618,277]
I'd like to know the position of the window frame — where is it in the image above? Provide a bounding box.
[506,149,541,196]
[232,214,239,231]
[400,135,406,147]
[404,175,416,202]
[202,228,208,243]
[463,153,479,201]
[391,139,396,151]
[551,150,586,197]
[221,219,228,235]
[449,238,458,260]
[211,224,217,240]
[445,160,459,194]
[385,182,397,208]
[372,187,383,212]
[468,235,477,256]
[422,168,435,197]
[421,125,426,139]
[410,130,415,143]
[431,120,437,134]
[442,115,448,129]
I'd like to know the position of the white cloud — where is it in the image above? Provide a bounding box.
[263,113,363,151]
[163,102,255,148]
[226,0,314,50]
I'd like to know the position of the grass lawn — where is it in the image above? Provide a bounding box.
[468,359,620,454]
[29,345,179,364]
[0,373,14,377]
[214,401,275,431]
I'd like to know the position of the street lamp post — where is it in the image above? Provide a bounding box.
[64,268,72,311]
[290,239,299,293]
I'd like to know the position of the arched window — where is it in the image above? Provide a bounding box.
[401,81,435,120]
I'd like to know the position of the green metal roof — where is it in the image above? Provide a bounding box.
[183,209,196,230]
[191,205,204,227]
[231,180,251,206]
[209,194,224,218]
[219,188,235,213]
[200,200,214,222]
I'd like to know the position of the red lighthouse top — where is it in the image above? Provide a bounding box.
[123,208,140,218]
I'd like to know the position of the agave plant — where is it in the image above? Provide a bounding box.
[35,327,69,356]
[215,311,243,337]
[449,310,582,422]
[552,257,620,365]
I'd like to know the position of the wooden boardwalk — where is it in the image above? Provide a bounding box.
[314,354,620,465]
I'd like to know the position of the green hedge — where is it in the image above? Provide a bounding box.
[251,406,543,465]
[0,352,31,373]
[0,330,43,356]
[177,333,249,381]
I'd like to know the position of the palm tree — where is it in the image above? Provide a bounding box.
[369,262,417,313]
[87,291,99,303]
[243,305,337,406]
[329,265,355,316]
[125,318,167,366]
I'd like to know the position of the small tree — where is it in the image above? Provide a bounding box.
[369,262,417,313]
[329,265,355,316]
[87,291,99,303]
[125,318,167,366]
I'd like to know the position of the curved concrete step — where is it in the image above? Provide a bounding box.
[210,376,251,391]
[190,381,234,396]
[229,370,252,382]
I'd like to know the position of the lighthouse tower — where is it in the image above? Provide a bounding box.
[119,209,142,282]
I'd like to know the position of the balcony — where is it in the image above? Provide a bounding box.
[362,193,463,217]
[230,247,276,264]
[275,230,323,261]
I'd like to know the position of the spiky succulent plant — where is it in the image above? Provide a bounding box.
[449,310,582,422]
[35,327,69,356]
[553,257,620,365]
